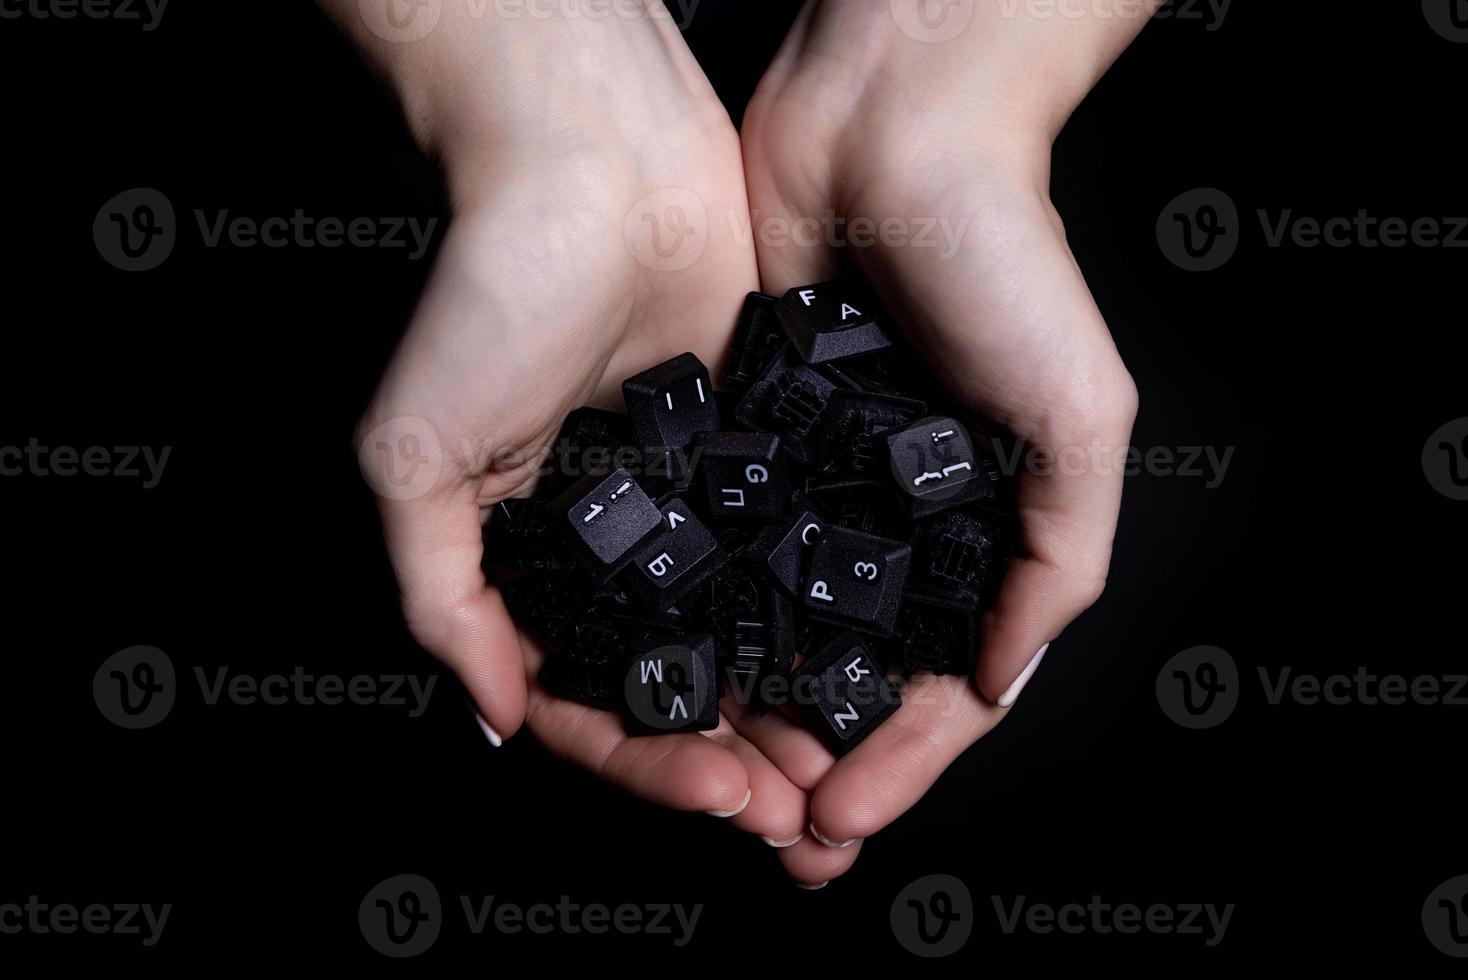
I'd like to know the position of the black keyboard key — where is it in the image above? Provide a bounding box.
[734,344,835,463]
[801,526,912,636]
[816,388,927,477]
[748,510,826,597]
[725,292,785,390]
[775,281,894,364]
[618,498,727,612]
[695,432,791,520]
[793,632,900,753]
[888,592,976,676]
[623,352,720,473]
[623,634,720,734]
[884,416,999,517]
[545,468,662,571]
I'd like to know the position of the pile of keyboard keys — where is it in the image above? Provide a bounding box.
[489,281,1015,753]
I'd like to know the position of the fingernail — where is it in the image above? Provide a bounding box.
[706,789,752,819]
[473,711,503,748]
[761,833,805,848]
[796,880,829,891]
[997,643,1050,708]
[809,821,857,849]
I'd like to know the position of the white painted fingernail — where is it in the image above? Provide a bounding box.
[473,711,503,748]
[997,643,1050,708]
[809,822,857,848]
[762,833,805,848]
[797,881,829,891]
[706,789,752,819]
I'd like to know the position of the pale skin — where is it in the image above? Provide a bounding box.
[326,0,1149,886]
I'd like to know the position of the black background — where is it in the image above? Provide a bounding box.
[2,0,1464,969]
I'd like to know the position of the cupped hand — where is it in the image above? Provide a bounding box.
[734,0,1141,879]
[346,8,811,851]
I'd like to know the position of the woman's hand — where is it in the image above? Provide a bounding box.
[333,3,810,849]
[735,0,1145,877]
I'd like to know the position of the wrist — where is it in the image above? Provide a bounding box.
[763,0,1153,150]
[324,2,724,206]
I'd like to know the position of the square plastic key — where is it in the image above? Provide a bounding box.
[725,292,785,390]
[545,467,662,571]
[884,416,998,517]
[733,344,835,464]
[793,632,900,753]
[618,498,727,612]
[695,432,791,520]
[623,352,721,471]
[801,525,912,636]
[623,634,720,734]
[775,281,894,364]
[748,510,827,598]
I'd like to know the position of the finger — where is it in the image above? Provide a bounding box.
[366,462,530,744]
[808,673,1000,845]
[521,676,753,817]
[708,721,810,845]
[777,835,864,889]
[722,694,836,793]
[974,393,1134,706]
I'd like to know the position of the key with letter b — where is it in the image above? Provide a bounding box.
[617,498,727,612]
